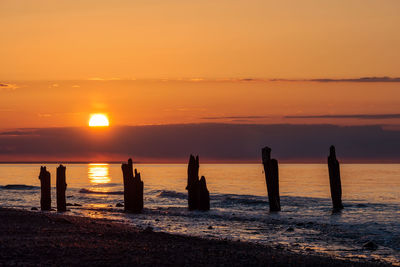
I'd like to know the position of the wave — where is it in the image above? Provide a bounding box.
[219,195,267,206]
[157,190,187,199]
[79,188,123,195]
[0,184,39,190]
[90,183,121,188]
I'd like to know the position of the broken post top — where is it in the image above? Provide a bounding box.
[134,168,141,180]
[199,176,207,185]
[122,158,134,172]
[188,154,199,175]
[262,146,272,163]
[39,166,49,179]
[329,145,337,160]
[57,164,66,170]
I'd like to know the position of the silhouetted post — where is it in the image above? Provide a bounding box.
[56,164,67,212]
[121,158,144,213]
[328,146,344,211]
[38,166,51,211]
[186,155,210,211]
[262,147,281,212]
[186,155,200,210]
[198,176,210,211]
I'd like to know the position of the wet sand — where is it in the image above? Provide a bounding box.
[0,208,390,266]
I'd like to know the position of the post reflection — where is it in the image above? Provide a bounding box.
[88,163,111,184]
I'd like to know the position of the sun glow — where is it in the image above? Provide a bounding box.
[89,114,109,127]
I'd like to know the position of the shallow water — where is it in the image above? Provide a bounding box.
[1,163,399,265]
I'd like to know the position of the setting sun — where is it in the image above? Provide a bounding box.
[89,114,109,127]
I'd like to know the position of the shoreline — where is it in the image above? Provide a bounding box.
[0,207,390,266]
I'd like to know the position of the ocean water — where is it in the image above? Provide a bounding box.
[0,163,399,265]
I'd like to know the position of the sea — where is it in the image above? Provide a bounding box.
[0,163,399,265]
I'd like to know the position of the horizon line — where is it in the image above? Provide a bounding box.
[1,160,400,164]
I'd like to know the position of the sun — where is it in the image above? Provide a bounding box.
[89,114,109,127]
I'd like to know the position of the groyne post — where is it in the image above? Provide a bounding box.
[186,155,210,211]
[262,147,281,212]
[328,145,344,211]
[56,164,67,212]
[121,158,144,213]
[198,176,210,211]
[38,166,51,211]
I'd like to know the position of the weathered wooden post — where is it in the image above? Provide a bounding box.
[56,164,67,212]
[198,176,210,211]
[328,145,344,211]
[262,147,281,212]
[121,158,144,213]
[186,155,210,211]
[38,166,51,211]
[186,155,199,210]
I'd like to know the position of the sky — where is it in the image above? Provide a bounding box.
[1,0,400,80]
[1,1,400,162]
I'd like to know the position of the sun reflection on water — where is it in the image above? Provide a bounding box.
[88,164,111,184]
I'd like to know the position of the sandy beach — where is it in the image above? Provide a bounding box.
[0,208,390,266]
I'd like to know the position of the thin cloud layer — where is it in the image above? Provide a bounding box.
[201,116,271,120]
[286,114,400,119]
[0,83,18,90]
[270,77,400,83]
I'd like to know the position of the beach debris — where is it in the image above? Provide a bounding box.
[38,166,51,211]
[116,203,124,207]
[56,164,67,212]
[363,241,378,250]
[208,225,213,229]
[286,227,294,232]
[31,207,38,211]
[328,146,344,211]
[186,155,210,211]
[261,147,281,212]
[66,203,81,207]
[121,158,144,213]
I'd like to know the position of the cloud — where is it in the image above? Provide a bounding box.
[0,83,19,90]
[1,123,400,162]
[270,77,400,83]
[201,116,270,120]
[87,77,121,81]
[0,129,38,136]
[285,114,400,120]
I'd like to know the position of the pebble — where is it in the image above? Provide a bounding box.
[363,241,378,250]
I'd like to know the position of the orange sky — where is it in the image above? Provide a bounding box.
[1,1,400,130]
[1,79,400,129]
[1,0,400,81]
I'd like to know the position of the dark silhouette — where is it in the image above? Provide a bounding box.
[3,124,400,162]
[262,147,281,212]
[38,166,51,211]
[56,164,67,212]
[186,155,210,211]
[328,146,344,211]
[121,158,143,213]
